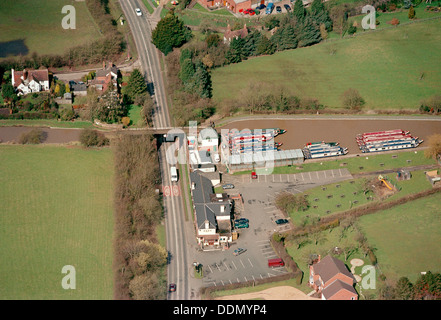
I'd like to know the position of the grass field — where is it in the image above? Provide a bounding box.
[212,17,441,110]
[358,192,441,283]
[0,0,101,57]
[0,145,114,299]
[289,169,434,225]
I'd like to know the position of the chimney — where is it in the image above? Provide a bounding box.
[204,220,209,229]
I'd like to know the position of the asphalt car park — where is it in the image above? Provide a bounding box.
[195,168,353,288]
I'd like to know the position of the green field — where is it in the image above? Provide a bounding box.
[358,192,441,283]
[289,169,434,225]
[0,145,114,299]
[0,0,101,57]
[212,17,441,110]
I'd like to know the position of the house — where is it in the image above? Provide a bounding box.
[223,24,248,45]
[89,62,119,93]
[190,170,233,249]
[309,255,358,300]
[198,0,263,14]
[70,82,87,96]
[199,127,219,152]
[11,68,50,96]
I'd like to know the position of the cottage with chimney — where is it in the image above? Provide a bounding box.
[309,255,358,300]
[11,68,50,96]
[223,24,248,45]
[89,61,119,93]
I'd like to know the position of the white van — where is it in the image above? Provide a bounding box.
[170,166,178,182]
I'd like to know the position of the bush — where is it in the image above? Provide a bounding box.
[341,88,365,110]
[18,128,45,144]
[79,129,109,147]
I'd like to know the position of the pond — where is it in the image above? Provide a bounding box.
[0,39,29,58]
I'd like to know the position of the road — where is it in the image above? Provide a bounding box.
[119,0,193,300]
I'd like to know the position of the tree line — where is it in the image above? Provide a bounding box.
[113,133,167,300]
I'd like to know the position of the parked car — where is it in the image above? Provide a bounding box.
[169,283,176,292]
[214,153,220,162]
[257,4,266,10]
[222,183,235,189]
[284,4,291,11]
[135,8,142,16]
[235,222,249,229]
[234,218,249,224]
[275,218,289,225]
[251,171,257,179]
[233,248,247,256]
[276,6,282,13]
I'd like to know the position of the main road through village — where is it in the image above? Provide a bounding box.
[119,0,195,300]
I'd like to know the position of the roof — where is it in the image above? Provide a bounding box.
[224,24,248,42]
[96,66,119,78]
[71,83,87,91]
[190,170,231,230]
[322,279,358,300]
[312,255,355,285]
[228,149,304,164]
[12,68,49,87]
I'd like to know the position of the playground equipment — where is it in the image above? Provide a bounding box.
[378,175,393,190]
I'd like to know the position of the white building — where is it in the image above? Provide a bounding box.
[12,68,50,96]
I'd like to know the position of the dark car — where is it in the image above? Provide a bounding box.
[235,223,249,229]
[169,283,176,292]
[234,218,249,224]
[284,4,291,11]
[257,4,266,10]
[275,218,289,225]
[233,248,247,256]
[276,6,282,13]
[222,183,235,189]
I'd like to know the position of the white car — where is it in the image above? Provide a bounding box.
[214,153,220,163]
[135,8,142,16]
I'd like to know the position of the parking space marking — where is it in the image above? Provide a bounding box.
[223,261,230,271]
[207,265,213,273]
[308,171,312,180]
[316,171,319,179]
[240,259,246,268]
[231,260,237,270]
[248,258,254,268]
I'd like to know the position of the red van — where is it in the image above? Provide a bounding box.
[268,258,284,268]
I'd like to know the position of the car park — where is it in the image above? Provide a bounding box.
[222,183,235,189]
[275,218,289,225]
[276,6,282,13]
[233,248,247,256]
[135,8,142,16]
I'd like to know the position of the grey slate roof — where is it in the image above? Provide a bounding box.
[190,170,231,230]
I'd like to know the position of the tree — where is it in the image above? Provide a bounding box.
[394,277,414,300]
[1,82,15,101]
[225,37,245,64]
[424,134,441,160]
[18,128,45,144]
[341,88,365,110]
[293,0,307,23]
[408,5,416,19]
[79,128,109,147]
[152,9,192,55]
[310,0,333,31]
[297,16,322,48]
[193,61,212,99]
[126,69,147,101]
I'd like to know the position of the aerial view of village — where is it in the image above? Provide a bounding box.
[1,0,440,307]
